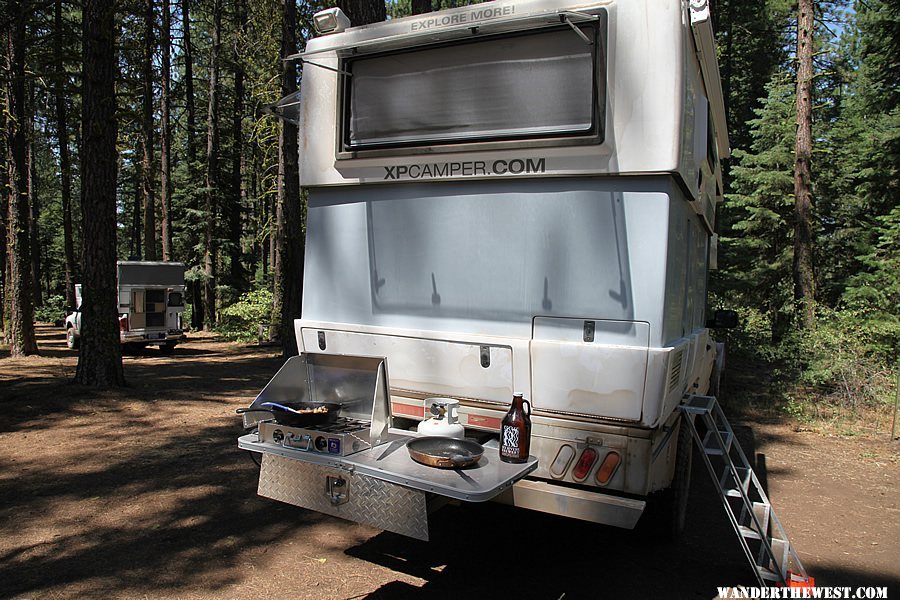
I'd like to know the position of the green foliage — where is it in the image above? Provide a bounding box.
[714,76,796,338]
[793,307,897,409]
[217,288,273,341]
[33,295,68,325]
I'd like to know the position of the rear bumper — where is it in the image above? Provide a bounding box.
[494,478,646,529]
[121,331,184,344]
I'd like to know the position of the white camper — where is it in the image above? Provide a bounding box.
[66,261,186,354]
[243,0,732,537]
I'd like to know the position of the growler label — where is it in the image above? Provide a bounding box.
[500,425,520,457]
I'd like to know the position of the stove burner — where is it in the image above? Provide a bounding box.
[257,417,374,456]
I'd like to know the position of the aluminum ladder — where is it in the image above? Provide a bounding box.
[679,395,813,588]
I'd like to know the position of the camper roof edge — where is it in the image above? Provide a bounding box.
[291,0,612,59]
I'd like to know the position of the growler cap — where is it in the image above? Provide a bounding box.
[513,392,525,398]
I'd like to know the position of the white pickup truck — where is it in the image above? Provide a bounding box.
[66,261,187,354]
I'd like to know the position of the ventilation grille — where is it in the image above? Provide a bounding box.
[667,349,684,393]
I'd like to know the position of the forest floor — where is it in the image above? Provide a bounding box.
[0,324,897,599]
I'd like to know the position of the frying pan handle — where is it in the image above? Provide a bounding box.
[259,402,293,412]
[450,454,470,466]
[236,407,271,414]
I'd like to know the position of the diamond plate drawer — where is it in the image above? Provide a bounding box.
[258,453,430,540]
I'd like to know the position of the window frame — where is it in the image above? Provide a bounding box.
[335,14,607,160]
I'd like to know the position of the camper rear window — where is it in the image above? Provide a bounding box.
[342,20,605,152]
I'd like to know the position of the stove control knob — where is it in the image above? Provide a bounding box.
[272,429,284,444]
[314,436,328,451]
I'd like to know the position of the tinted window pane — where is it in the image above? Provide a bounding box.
[346,26,598,149]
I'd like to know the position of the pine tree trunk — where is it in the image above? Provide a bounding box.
[0,83,6,337]
[27,82,42,309]
[183,0,196,169]
[272,0,303,355]
[141,0,157,261]
[131,162,142,259]
[411,0,431,15]
[54,0,77,310]
[4,7,39,356]
[203,0,222,330]
[335,0,386,26]
[182,0,202,330]
[229,0,246,290]
[793,0,816,329]
[160,0,173,261]
[76,0,125,387]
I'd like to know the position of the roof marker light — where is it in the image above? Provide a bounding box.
[313,8,351,35]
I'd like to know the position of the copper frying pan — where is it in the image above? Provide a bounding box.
[406,436,484,469]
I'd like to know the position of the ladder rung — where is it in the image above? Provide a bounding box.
[684,394,809,588]
[720,466,751,497]
[703,429,733,455]
[739,502,771,537]
[682,395,716,414]
[769,538,790,576]
[739,525,761,540]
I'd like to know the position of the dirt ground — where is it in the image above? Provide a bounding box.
[1,325,897,599]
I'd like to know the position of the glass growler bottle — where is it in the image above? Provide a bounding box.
[500,393,531,463]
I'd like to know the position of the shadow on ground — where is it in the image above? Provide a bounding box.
[0,326,896,598]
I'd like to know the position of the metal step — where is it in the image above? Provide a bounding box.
[720,465,751,497]
[738,502,771,539]
[679,395,811,588]
[703,429,733,455]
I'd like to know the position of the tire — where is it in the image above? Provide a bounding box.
[160,342,176,355]
[66,327,79,350]
[709,342,726,401]
[643,412,693,542]
[666,413,693,541]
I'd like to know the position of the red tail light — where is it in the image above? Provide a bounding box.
[572,448,599,481]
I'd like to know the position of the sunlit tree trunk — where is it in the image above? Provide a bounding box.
[160,0,173,261]
[203,0,222,329]
[228,0,247,290]
[793,0,816,329]
[4,6,39,356]
[141,0,157,260]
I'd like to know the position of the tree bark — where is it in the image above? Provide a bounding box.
[28,81,42,308]
[160,0,173,261]
[411,0,432,15]
[228,0,246,290]
[141,0,157,261]
[131,161,142,259]
[0,70,6,338]
[273,0,303,355]
[793,0,816,329]
[203,0,222,329]
[4,6,39,356]
[182,0,196,169]
[54,0,77,310]
[182,0,202,330]
[335,0,386,26]
[75,0,125,386]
